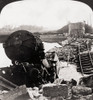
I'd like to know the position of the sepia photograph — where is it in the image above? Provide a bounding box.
[0,0,93,100]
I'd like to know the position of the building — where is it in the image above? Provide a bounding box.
[69,22,85,38]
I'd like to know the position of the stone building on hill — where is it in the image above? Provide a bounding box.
[69,22,85,39]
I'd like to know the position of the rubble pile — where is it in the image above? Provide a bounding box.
[72,86,93,100]
[46,38,92,62]
[0,85,29,100]
[0,29,93,100]
[0,76,93,100]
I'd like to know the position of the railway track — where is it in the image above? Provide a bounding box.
[77,42,93,75]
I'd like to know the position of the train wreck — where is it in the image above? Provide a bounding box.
[0,30,60,100]
[0,22,93,100]
[0,30,58,87]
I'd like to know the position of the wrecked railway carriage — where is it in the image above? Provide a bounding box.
[0,30,57,87]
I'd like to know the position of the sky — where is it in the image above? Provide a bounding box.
[0,0,93,31]
[0,0,93,67]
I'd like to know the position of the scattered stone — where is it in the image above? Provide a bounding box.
[72,86,92,96]
[0,85,28,100]
[72,94,93,100]
[79,75,93,88]
[42,83,68,99]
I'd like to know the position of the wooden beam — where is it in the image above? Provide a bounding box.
[0,76,17,90]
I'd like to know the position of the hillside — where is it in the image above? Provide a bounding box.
[57,23,93,34]
[0,23,93,43]
[0,25,45,35]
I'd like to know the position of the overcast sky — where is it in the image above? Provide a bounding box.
[0,0,93,67]
[0,0,93,31]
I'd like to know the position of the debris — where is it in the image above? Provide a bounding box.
[72,94,93,100]
[72,86,92,96]
[42,83,68,99]
[27,87,41,100]
[79,75,93,88]
[0,85,28,100]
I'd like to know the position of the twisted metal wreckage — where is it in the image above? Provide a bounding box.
[0,30,58,88]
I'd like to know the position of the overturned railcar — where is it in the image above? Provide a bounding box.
[1,30,47,87]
